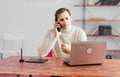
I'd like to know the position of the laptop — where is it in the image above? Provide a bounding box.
[63,41,106,66]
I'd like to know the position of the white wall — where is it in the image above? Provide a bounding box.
[0,0,82,57]
[0,0,120,58]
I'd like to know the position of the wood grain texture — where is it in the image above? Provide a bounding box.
[0,56,120,77]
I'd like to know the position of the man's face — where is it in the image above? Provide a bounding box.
[57,11,71,29]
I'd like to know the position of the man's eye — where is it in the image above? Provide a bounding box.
[66,18,68,20]
[60,19,64,21]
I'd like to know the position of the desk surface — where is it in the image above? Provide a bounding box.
[0,56,120,77]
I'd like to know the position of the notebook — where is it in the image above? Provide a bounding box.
[63,41,106,66]
[25,58,48,63]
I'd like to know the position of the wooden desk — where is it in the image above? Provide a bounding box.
[0,56,120,77]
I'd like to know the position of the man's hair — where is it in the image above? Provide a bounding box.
[55,8,71,22]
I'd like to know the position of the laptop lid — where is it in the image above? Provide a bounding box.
[64,41,106,66]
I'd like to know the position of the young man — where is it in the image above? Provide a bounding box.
[38,8,87,58]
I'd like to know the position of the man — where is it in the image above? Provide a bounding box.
[38,8,87,58]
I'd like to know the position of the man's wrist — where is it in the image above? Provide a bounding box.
[64,49,70,54]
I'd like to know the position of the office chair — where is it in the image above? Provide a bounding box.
[0,33,24,59]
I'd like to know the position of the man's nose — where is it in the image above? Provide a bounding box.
[64,20,68,24]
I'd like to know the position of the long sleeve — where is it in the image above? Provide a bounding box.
[38,25,87,58]
[77,28,87,41]
[38,29,58,57]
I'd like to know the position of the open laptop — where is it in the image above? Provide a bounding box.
[63,41,106,66]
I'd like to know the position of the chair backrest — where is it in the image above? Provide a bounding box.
[2,33,24,50]
[4,33,24,40]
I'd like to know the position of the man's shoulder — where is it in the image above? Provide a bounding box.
[45,28,54,35]
[48,28,54,32]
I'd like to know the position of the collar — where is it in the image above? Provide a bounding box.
[61,25,72,33]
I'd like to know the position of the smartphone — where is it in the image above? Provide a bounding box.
[55,17,61,32]
[57,23,61,32]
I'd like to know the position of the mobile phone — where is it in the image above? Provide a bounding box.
[57,23,61,32]
[57,26,61,32]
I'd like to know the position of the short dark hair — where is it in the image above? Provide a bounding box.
[55,8,71,22]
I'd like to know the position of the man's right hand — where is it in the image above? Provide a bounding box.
[54,22,61,38]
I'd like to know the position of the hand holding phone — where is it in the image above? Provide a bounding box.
[54,22,62,38]
[57,23,61,32]
[57,26,61,32]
